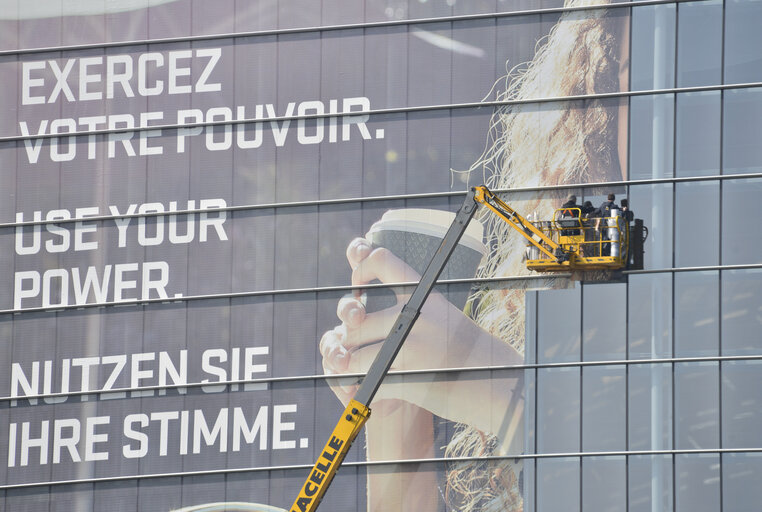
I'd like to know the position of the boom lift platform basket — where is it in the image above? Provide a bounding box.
[474,187,645,273]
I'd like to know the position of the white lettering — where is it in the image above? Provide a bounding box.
[78,56,103,101]
[168,50,192,94]
[123,414,149,458]
[22,61,46,105]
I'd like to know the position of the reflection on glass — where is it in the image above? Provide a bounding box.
[675,91,721,177]
[675,362,719,450]
[723,88,762,174]
[628,274,672,359]
[629,455,674,512]
[537,368,580,454]
[630,184,673,269]
[582,366,625,451]
[721,361,762,448]
[722,453,762,510]
[525,290,538,364]
[675,454,721,512]
[537,286,581,363]
[629,95,675,180]
[582,283,625,361]
[676,0,722,87]
[721,268,762,355]
[674,271,719,357]
[674,182,720,268]
[631,4,676,91]
[537,457,580,512]
[582,456,625,512]
[722,180,762,268]
[628,364,672,451]
[724,0,762,83]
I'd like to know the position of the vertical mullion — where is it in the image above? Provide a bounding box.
[579,284,584,512]
[718,2,727,510]
[533,291,539,512]
[672,7,679,507]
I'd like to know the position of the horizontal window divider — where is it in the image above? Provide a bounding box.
[1,81,761,144]
[3,353,760,404]
[1,446,760,491]
[0,274,565,315]
[624,263,762,275]
[2,171,761,229]
[2,262,761,316]
[0,0,705,57]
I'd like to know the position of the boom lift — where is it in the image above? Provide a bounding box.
[289,186,644,512]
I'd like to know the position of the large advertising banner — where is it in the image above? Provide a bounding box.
[0,1,630,510]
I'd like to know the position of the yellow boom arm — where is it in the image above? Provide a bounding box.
[473,186,562,260]
[290,399,370,512]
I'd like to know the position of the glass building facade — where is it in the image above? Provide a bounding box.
[0,1,760,511]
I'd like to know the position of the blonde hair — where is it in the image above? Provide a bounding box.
[445,0,625,509]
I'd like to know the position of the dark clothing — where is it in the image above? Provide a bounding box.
[597,200,619,218]
[622,208,634,222]
[560,200,580,218]
[581,203,596,217]
[559,200,580,236]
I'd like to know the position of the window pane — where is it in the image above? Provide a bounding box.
[631,4,676,91]
[582,456,625,512]
[721,268,762,355]
[676,0,722,87]
[675,91,721,177]
[629,94,675,180]
[723,453,762,512]
[721,361,762,448]
[537,286,581,364]
[675,362,719,450]
[675,271,719,357]
[582,282,625,361]
[526,290,538,364]
[628,364,673,451]
[537,367,579,453]
[723,88,762,174]
[537,457,580,512]
[629,455,674,512]
[582,366,626,451]
[628,274,672,359]
[722,179,762,265]
[630,184,674,269]
[674,181,720,267]
[675,454,721,512]
[725,0,762,83]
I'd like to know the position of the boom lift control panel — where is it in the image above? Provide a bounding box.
[289,186,644,512]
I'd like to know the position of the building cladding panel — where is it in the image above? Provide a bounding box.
[0,1,760,511]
